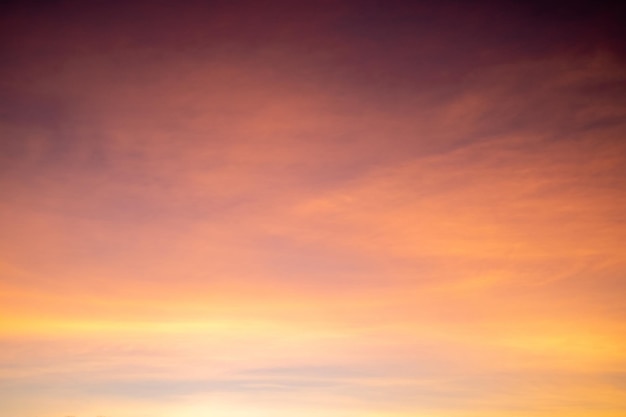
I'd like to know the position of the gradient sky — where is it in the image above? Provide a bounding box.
[1,1,626,416]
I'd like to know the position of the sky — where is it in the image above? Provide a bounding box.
[1,0,625,416]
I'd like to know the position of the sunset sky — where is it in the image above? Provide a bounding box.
[1,1,625,416]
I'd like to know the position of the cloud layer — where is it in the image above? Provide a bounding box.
[1,1,625,416]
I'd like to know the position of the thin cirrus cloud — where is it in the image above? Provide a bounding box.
[1,0,626,416]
